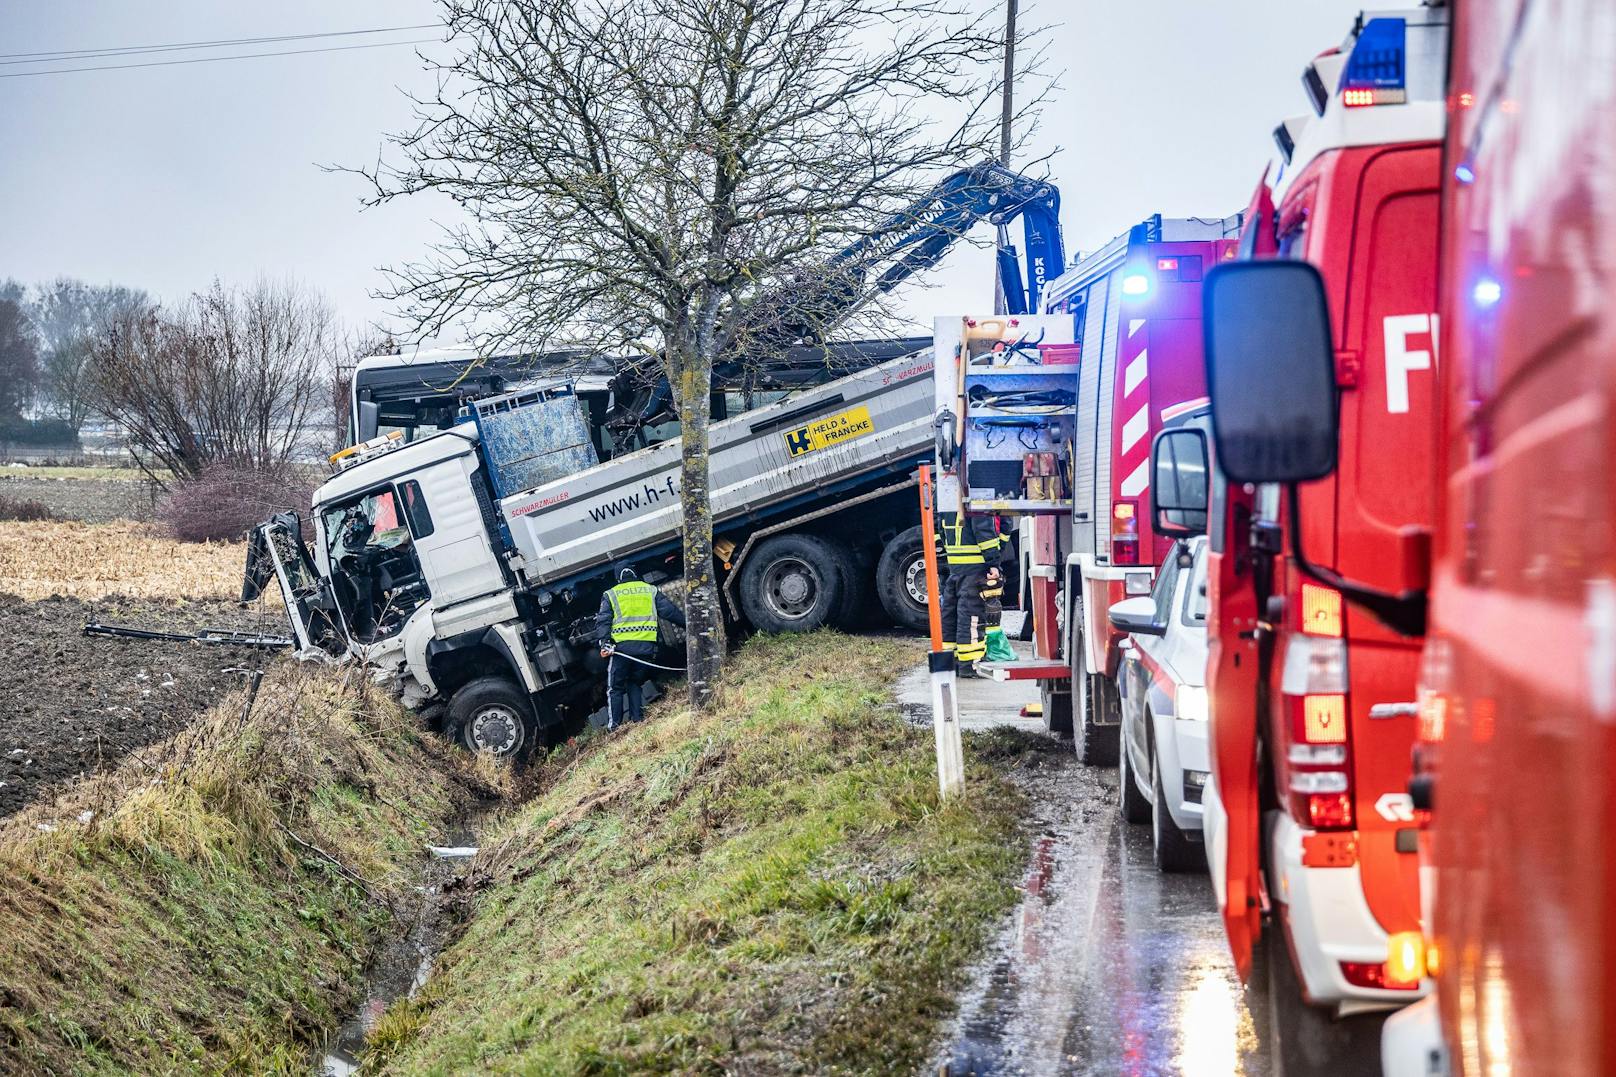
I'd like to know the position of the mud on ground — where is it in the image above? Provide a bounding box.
[0,593,284,817]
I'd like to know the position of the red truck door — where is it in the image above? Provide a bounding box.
[1333,145,1440,939]
[1208,478,1265,977]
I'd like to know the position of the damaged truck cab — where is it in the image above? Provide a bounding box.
[246,387,593,758]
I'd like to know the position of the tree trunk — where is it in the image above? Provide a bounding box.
[674,357,724,708]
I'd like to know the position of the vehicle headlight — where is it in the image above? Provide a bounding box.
[1177,685,1209,722]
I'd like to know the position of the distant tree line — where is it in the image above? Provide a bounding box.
[1,275,377,539]
[0,277,147,446]
[1,276,359,473]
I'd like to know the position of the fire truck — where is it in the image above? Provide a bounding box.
[1377,0,1616,1073]
[1165,7,1450,1065]
[1005,217,1239,762]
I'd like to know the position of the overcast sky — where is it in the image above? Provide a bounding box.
[0,1,1365,345]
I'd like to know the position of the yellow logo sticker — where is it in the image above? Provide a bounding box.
[783,405,875,457]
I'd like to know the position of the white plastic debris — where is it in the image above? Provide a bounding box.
[77,810,94,824]
[427,845,479,859]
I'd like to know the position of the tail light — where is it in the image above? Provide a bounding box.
[1340,960,1420,991]
[1111,500,1139,565]
[1281,585,1354,830]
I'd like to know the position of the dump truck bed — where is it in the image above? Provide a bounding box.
[499,351,936,587]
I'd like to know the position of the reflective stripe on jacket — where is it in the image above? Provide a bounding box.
[606,581,660,642]
[940,514,1005,567]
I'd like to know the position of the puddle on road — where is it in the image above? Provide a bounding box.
[934,756,1264,1077]
[315,831,477,1076]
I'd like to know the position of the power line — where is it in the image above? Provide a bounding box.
[0,24,441,64]
[0,38,441,80]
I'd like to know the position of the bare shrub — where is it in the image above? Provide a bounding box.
[0,495,55,522]
[155,464,315,543]
[89,279,337,484]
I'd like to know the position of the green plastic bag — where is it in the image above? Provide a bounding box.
[984,627,1016,663]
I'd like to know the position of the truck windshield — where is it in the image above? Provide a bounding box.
[321,486,430,643]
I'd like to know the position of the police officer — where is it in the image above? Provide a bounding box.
[938,512,1006,677]
[595,565,685,729]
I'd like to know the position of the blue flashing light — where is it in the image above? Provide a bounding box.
[1473,277,1503,308]
[1122,272,1150,296]
[1454,162,1476,185]
[1342,18,1407,94]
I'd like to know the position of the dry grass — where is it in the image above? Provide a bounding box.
[0,519,249,600]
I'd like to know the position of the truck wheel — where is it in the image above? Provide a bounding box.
[1073,667,1120,767]
[447,677,538,761]
[1119,727,1151,823]
[737,533,848,634]
[1039,683,1073,736]
[875,526,930,632]
[1151,748,1204,872]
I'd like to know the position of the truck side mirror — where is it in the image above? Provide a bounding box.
[357,400,381,443]
[1203,261,1338,484]
[1151,428,1208,536]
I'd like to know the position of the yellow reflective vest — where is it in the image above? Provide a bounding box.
[605,581,659,642]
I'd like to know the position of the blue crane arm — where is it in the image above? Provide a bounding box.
[756,161,1065,344]
[832,162,1064,309]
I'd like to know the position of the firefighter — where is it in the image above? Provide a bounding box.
[940,512,1006,677]
[594,566,685,730]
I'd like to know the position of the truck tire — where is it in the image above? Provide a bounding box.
[875,525,930,632]
[1039,682,1073,736]
[446,676,538,761]
[737,533,848,634]
[1073,668,1120,767]
[1151,747,1204,872]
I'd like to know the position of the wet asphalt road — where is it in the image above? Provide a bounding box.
[934,754,1266,1077]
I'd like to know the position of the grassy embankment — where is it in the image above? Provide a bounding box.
[0,666,495,1074]
[370,632,1033,1075]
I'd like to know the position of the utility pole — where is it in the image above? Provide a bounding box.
[993,0,1018,315]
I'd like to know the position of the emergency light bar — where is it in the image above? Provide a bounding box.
[1340,17,1407,107]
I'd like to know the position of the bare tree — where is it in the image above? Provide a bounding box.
[89,279,338,483]
[363,0,1038,707]
[28,279,150,434]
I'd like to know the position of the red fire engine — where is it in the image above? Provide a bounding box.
[1168,7,1450,1060]
[1378,0,1616,1072]
[1020,217,1239,761]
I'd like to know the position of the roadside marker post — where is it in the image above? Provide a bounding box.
[919,466,965,797]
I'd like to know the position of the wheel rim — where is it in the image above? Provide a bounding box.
[468,704,525,757]
[903,554,928,607]
[761,556,822,621]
